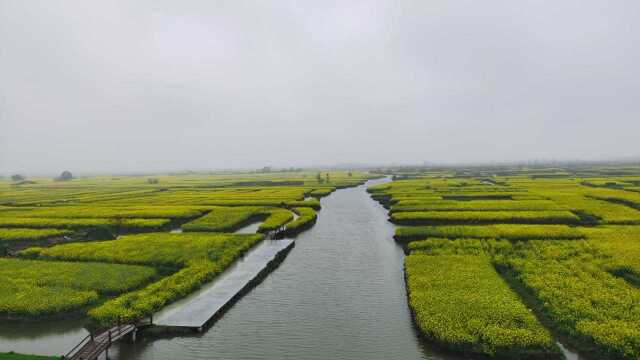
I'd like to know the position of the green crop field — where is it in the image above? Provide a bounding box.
[22,232,263,268]
[0,171,372,325]
[395,224,584,242]
[0,228,71,243]
[0,258,156,316]
[406,254,557,357]
[181,206,269,232]
[8,166,640,359]
[391,210,580,225]
[0,217,171,230]
[370,165,640,359]
[282,207,318,236]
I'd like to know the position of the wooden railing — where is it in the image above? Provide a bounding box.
[63,317,152,360]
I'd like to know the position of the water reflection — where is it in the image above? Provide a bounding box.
[0,318,88,356]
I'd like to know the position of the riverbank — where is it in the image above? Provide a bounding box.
[111,178,463,360]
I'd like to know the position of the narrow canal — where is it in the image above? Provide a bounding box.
[112,178,462,360]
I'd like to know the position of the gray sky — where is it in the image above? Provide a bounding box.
[1,1,639,175]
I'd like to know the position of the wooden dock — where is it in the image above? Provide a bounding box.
[63,323,138,360]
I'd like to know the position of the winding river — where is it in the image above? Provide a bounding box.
[0,178,583,359]
[109,178,462,360]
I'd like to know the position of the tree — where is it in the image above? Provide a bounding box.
[348,172,353,177]
[57,171,73,181]
[147,178,159,184]
[325,173,330,183]
[316,172,324,184]
[11,174,25,182]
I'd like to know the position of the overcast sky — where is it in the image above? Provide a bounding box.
[1,1,639,174]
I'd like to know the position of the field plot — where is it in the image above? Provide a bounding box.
[0,228,71,243]
[282,207,318,236]
[0,217,170,230]
[395,224,584,242]
[389,199,565,213]
[22,233,262,268]
[406,254,557,357]
[391,210,580,225]
[0,171,372,324]
[181,206,270,232]
[370,165,640,359]
[22,232,264,323]
[0,258,156,317]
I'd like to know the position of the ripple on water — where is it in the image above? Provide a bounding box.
[112,179,468,360]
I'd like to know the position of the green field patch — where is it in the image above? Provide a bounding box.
[182,206,294,233]
[0,258,156,317]
[390,200,565,213]
[307,188,335,198]
[83,233,263,324]
[589,193,640,212]
[0,228,72,242]
[564,196,640,224]
[282,207,318,236]
[0,172,366,323]
[406,254,557,357]
[0,217,169,231]
[0,206,204,219]
[395,225,585,242]
[496,242,640,359]
[391,210,580,225]
[258,208,294,232]
[581,226,640,285]
[441,194,516,201]
[181,206,268,232]
[21,232,262,268]
[409,238,512,256]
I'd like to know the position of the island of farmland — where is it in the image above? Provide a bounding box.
[369,165,640,359]
[0,171,372,357]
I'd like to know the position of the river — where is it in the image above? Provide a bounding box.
[110,178,462,360]
[3,179,575,360]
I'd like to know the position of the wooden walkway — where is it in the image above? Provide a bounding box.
[63,323,137,360]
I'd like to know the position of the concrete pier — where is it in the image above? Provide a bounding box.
[153,239,294,330]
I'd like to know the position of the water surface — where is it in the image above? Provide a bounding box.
[112,179,462,360]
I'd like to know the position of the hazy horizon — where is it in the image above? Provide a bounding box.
[2,1,640,175]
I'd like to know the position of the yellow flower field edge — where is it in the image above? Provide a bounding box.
[0,258,157,318]
[0,228,74,255]
[306,188,335,198]
[0,217,170,231]
[181,207,295,233]
[0,206,205,219]
[280,207,318,237]
[408,235,640,359]
[0,228,72,242]
[390,210,581,226]
[181,206,269,232]
[389,200,566,213]
[394,225,584,242]
[257,209,294,232]
[405,254,559,358]
[86,233,263,325]
[19,233,263,268]
[582,226,640,286]
[494,244,640,359]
